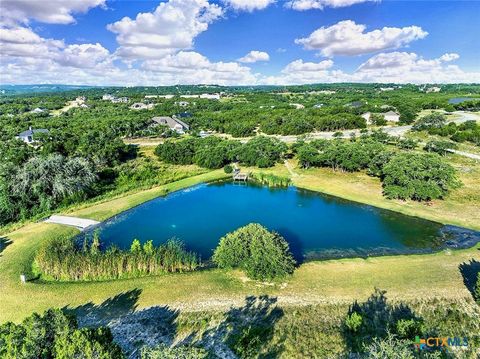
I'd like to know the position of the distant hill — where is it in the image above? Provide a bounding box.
[0,84,95,96]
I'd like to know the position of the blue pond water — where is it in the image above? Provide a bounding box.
[83,182,478,261]
[448,97,474,104]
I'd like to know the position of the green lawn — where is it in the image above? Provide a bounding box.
[1,164,479,324]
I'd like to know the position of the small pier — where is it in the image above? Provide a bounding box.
[233,171,249,182]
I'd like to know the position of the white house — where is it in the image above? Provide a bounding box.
[313,103,324,109]
[290,103,305,109]
[30,107,44,114]
[102,94,115,101]
[112,97,129,103]
[426,86,441,93]
[383,110,400,122]
[130,103,154,110]
[16,127,49,144]
[200,93,220,100]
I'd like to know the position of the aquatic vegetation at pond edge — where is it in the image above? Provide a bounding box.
[34,235,199,281]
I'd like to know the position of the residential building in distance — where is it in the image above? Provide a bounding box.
[130,102,154,110]
[16,127,49,144]
[152,116,190,134]
[383,110,400,122]
[102,94,115,101]
[199,93,221,100]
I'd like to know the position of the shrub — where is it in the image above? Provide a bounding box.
[363,333,415,359]
[223,164,233,174]
[345,312,363,332]
[381,152,460,201]
[213,223,296,281]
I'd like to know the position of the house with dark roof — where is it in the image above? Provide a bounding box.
[16,127,49,144]
[152,116,190,134]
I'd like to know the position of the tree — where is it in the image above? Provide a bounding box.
[396,138,417,150]
[0,154,97,224]
[423,140,458,156]
[296,143,319,169]
[0,309,124,359]
[213,223,296,281]
[381,152,460,201]
[370,113,387,126]
[412,113,446,131]
[237,136,287,168]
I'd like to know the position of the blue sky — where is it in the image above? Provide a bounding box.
[1,0,479,85]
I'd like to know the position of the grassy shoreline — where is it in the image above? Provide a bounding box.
[1,167,479,324]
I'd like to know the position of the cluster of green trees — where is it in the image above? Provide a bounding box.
[213,223,296,281]
[0,309,123,358]
[155,136,287,169]
[35,235,199,281]
[296,138,385,172]
[296,137,459,201]
[413,113,480,146]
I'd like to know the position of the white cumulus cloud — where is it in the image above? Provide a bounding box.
[238,50,270,63]
[0,0,105,25]
[295,20,428,57]
[282,59,333,73]
[286,0,377,11]
[107,0,223,61]
[222,0,275,12]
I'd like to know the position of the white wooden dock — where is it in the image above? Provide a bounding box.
[44,215,100,231]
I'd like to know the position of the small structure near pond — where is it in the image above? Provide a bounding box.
[233,170,249,181]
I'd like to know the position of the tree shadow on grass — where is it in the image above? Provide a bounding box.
[0,237,12,257]
[64,288,142,327]
[199,295,285,358]
[64,288,179,356]
[459,258,480,301]
[342,289,424,354]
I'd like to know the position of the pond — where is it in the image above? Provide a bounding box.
[82,182,480,261]
[448,97,474,104]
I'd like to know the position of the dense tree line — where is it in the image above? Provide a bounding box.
[213,223,296,281]
[296,137,459,201]
[0,309,123,358]
[155,136,286,169]
[35,235,199,281]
